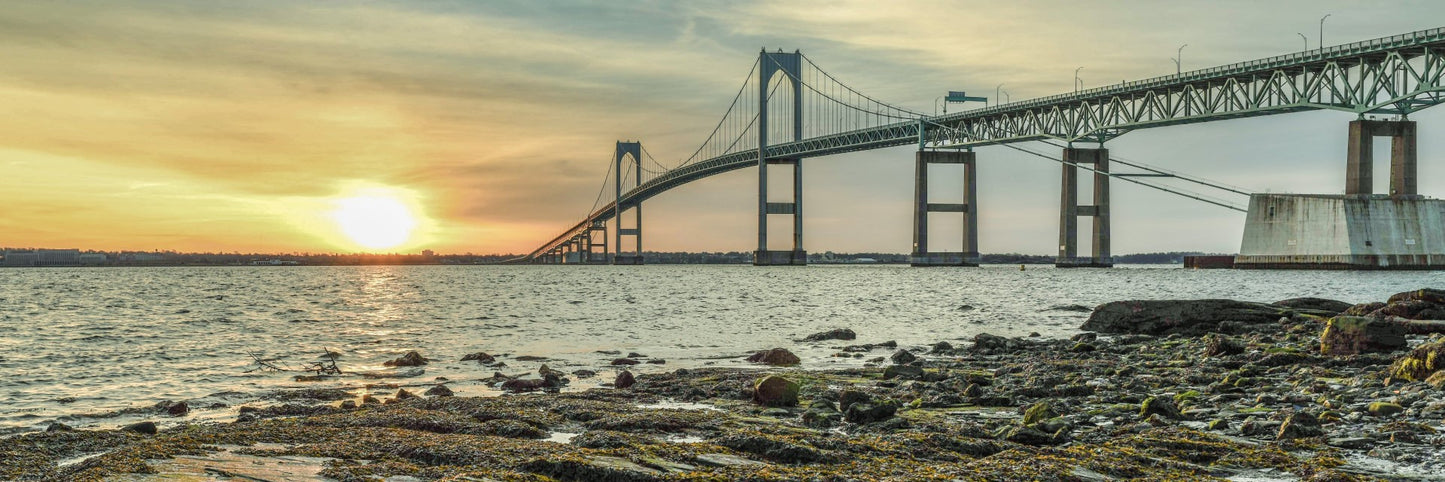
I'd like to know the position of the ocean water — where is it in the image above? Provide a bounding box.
[0,264,1440,433]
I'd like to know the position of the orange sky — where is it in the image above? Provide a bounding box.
[3,1,1442,255]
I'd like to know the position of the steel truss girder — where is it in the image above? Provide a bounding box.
[524,27,1445,261]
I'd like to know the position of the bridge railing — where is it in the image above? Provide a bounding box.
[955,26,1445,120]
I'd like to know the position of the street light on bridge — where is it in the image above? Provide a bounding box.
[1320,13,1331,49]
[994,83,1003,106]
[1074,66,1084,92]
[1298,32,1308,51]
[1172,44,1188,75]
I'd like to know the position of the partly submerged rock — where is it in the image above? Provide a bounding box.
[122,421,158,435]
[383,351,428,367]
[1271,297,1352,314]
[746,348,800,366]
[614,370,636,389]
[800,328,857,342]
[1081,299,1289,335]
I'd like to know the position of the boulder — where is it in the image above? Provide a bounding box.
[1276,412,1322,439]
[1373,300,1445,320]
[1388,340,1445,382]
[882,364,923,380]
[47,422,73,432]
[1023,401,1058,426]
[838,390,871,412]
[122,421,158,435]
[972,333,1009,351]
[1344,302,1387,316]
[1081,299,1289,335]
[614,370,636,389]
[1271,297,1352,314]
[501,373,564,392]
[746,348,800,366]
[394,388,417,400]
[1388,288,1445,304]
[165,401,189,416]
[844,399,898,424]
[611,358,641,366]
[424,385,454,397]
[889,349,917,364]
[800,328,857,342]
[384,351,428,367]
[1203,335,1245,357]
[997,425,1058,446]
[931,341,954,353]
[752,375,799,407]
[1320,316,1407,356]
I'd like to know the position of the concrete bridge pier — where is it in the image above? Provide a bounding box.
[911,150,978,266]
[1057,147,1112,268]
[755,158,807,265]
[1347,119,1417,197]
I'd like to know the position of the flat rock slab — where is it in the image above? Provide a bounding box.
[693,453,765,467]
[109,445,334,482]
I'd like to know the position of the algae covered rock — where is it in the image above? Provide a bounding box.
[1139,396,1182,420]
[1081,299,1286,335]
[844,399,898,424]
[614,370,636,389]
[1320,316,1407,356]
[1276,412,1322,439]
[889,349,917,364]
[746,348,800,366]
[1023,401,1058,426]
[1367,402,1405,417]
[752,375,799,407]
[1388,339,1445,382]
[383,351,428,367]
[1203,334,1245,357]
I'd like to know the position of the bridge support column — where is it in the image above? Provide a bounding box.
[911,150,978,266]
[1346,119,1417,197]
[755,158,807,265]
[1057,147,1112,268]
[583,222,608,264]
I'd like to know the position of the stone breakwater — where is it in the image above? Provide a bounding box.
[6,290,1445,480]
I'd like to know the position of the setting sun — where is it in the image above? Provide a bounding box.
[330,191,420,251]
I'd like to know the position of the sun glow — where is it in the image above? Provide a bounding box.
[329,189,421,251]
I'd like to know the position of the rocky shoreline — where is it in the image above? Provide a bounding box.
[6,290,1445,481]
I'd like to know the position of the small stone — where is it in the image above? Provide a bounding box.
[1206,419,1228,431]
[573,369,598,378]
[394,388,417,400]
[883,364,923,380]
[931,341,954,352]
[611,358,640,365]
[1276,412,1323,439]
[1367,402,1405,417]
[122,421,158,435]
[962,383,983,398]
[166,401,189,416]
[752,375,800,407]
[424,385,454,397]
[338,400,357,409]
[645,359,667,364]
[360,394,380,406]
[1070,332,1097,343]
[46,422,73,432]
[890,349,917,364]
[615,370,636,389]
[1203,335,1245,357]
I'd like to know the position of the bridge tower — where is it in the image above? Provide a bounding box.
[755,49,807,266]
[1057,146,1112,268]
[614,141,644,265]
[911,149,979,266]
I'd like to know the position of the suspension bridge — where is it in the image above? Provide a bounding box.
[522,27,1445,267]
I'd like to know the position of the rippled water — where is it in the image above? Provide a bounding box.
[0,264,1440,433]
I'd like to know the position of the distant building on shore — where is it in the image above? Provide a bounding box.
[2,249,106,267]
